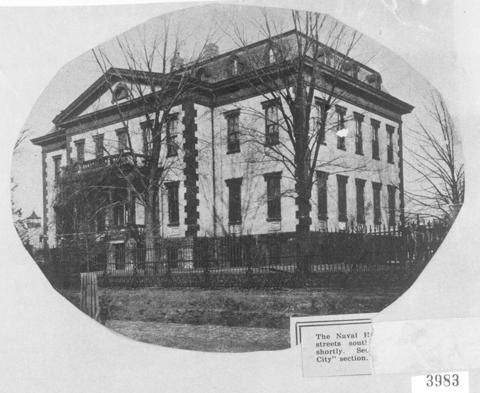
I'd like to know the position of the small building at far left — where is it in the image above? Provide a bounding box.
[25,210,44,251]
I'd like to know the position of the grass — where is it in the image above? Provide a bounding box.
[59,286,406,351]
[106,320,291,352]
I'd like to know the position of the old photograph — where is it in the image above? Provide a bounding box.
[10,2,464,357]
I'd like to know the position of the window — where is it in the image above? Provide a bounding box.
[387,125,395,164]
[315,98,327,144]
[388,185,396,227]
[166,114,179,157]
[228,56,243,76]
[371,119,380,160]
[354,112,364,155]
[343,61,358,79]
[225,110,240,154]
[321,48,332,67]
[263,102,280,146]
[93,134,104,159]
[351,64,359,79]
[317,171,328,220]
[336,106,346,150]
[116,128,128,154]
[267,47,275,64]
[355,179,366,224]
[166,182,180,226]
[113,189,129,227]
[112,84,129,103]
[96,210,106,232]
[53,155,62,182]
[264,172,281,221]
[74,140,85,162]
[141,120,153,155]
[337,175,348,223]
[226,178,242,224]
[373,182,382,225]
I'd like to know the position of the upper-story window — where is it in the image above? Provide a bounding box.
[116,128,128,154]
[320,48,332,67]
[268,47,275,64]
[343,61,358,79]
[93,134,104,159]
[371,119,380,160]
[74,140,85,162]
[112,83,130,103]
[262,100,280,147]
[53,155,62,182]
[354,112,364,155]
[336,106,347,151]
[386,125,395,164]
[366,73,382,89]
[264,172,282,221]
[141,120,153,156]
[228,56,244,77]
[166,114,179,157]
[315,98,327,145]
[224,109,240,154]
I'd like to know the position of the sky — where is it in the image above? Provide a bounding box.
[2,0,474,223]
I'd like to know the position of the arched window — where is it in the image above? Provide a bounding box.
[196,68,206,80]
[268,47,275,64]
[112,83,130,103]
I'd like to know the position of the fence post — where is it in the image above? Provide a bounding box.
[203,239,211,288]
[80,272,100,322]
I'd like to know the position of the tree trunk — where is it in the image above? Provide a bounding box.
[294,128,313,273]
[144,187,159,275]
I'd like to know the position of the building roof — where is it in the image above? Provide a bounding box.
[31,29,414,147]
[27,210,40,220]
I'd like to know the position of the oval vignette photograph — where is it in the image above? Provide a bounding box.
[11,4,464,353]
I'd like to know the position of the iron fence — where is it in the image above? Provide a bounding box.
[46,222,449,289]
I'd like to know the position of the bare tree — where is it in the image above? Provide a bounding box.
[222,10,371,236]
[53,17,215,271]
[405,91,464,222]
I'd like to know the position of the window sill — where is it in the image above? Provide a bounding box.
[337,147,346,151]
[372,157,380,161]
[265,142,280,148]
[227,149,240,155]
[355,151,364,156]
[167,223,180,228]
[318,215,328,221]
[166,153,178,158]
[228,221,242,226]
[266,218,281,222]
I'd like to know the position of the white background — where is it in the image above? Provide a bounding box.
[1,1,480,392]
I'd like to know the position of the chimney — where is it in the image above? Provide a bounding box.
[170,51,184,71]
[203,43,219,59]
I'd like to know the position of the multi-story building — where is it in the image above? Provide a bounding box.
[32,29,414,254]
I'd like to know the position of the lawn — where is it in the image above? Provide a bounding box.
[59,286,406,351]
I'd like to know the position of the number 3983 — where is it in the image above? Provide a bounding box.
[426,374,459,388]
